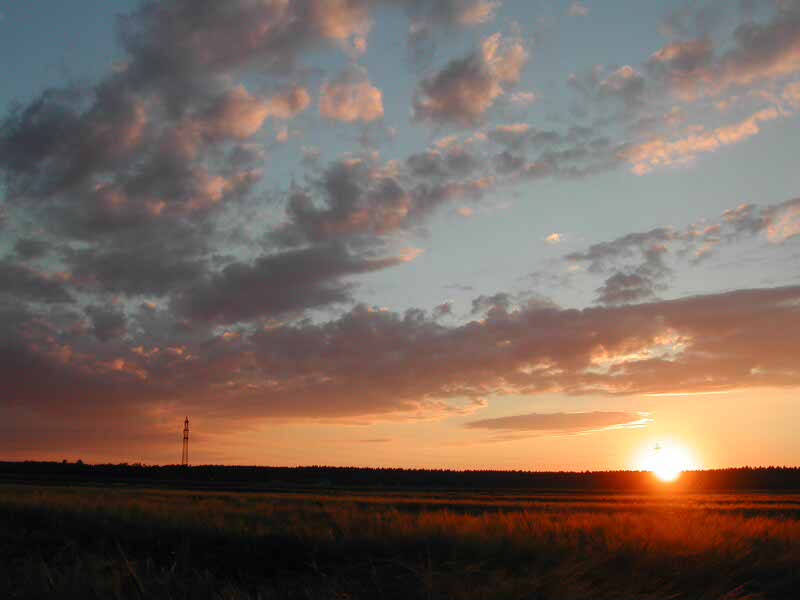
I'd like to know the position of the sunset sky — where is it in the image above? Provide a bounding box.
[1,0,799,469]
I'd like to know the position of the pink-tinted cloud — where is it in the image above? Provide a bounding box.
[172,85,310,157]
[510,91,537,105]
[413,32,528,125]
[4,285,800,436]
[648,4,800,98]
[568,2,589,18]
[623,106,782,175]
[320,67,384,123]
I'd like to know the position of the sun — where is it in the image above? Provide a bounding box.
[637,442,697,482]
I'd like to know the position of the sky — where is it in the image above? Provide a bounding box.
[0,0,798,470]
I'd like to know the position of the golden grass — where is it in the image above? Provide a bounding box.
[0,484,797,599]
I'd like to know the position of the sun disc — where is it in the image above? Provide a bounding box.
[637,442,696,483]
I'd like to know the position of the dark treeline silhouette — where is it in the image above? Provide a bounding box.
[1,461,799,492]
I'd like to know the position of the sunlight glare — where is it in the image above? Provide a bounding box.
[637,442,698,482]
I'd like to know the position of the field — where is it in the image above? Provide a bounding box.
[1,482,799,599]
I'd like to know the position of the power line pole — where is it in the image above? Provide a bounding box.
[181,417,189,467]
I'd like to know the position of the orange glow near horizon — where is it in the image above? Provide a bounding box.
[635,441,701,482]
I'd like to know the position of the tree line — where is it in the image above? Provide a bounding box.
[1,461,799,491]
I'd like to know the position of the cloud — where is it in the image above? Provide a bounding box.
[406,1,501,64]
[649,3,800,99]
[0,3,343,329]
[722,197,800,243]
[545,233,562,244]
[568,3,589,18]
[14,238,51,260]
[184,84,310,143]
[563,196,800,304]
[566,228,674,272]
[466,411,648,435]
[784,80,800,106]
[413,32,528,125]
[470,292,513,315]
[595,271,662,305]
[320,66,384,123]
[433,302,453,318]
[407,145,480,178]
[1,280,799,451]
[117,0,374,92]
[0,87,148,197]
[127,284,800,408]
[174,243,415,324]
[407,0,500,29]
[510,91,537,105]
[484,123,621,180]
[568,65,646,116]
[657,2,729,39]
[0,0,798,460]
[86,305,128,342]
[271,158,414,246]
[622,106,782,175]
[646,38,715,99]
[0,261,73,304]
[598,66,646,110]
[68,244,207,297]
[487,123,532,148]
[270,152,492,248]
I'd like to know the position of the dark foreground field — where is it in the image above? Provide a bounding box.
[1,482,799,600]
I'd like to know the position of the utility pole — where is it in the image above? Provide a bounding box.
[181,417,189,466]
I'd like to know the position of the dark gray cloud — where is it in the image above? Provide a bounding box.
[271,159,412,247]
[471,292,512,314]
[0,260,73,304]
[68,243,207,297]
[563,197,800,305]
[270,153,494,249]
[0,85,146,198]
[486,123,623,180]
[13,238,51,260]
[86,305,128,342]
[406,146,480,178]
[487,123,567,150]
[175,243,414,324]
[595,271,663,306]
[568,65,647,118]
[566,228,674,273]
[568,234,672,306]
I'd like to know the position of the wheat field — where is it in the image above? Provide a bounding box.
[1,483,798,599]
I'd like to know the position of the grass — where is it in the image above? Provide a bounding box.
[0,483,798,599]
